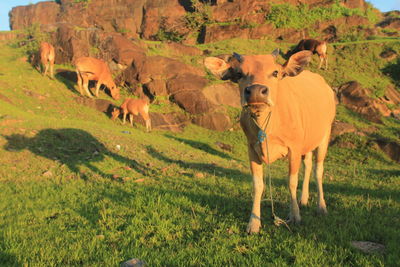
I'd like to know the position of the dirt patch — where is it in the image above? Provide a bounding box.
[0,93,13,104]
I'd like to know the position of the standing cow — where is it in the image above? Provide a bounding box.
[74,57,120,100]
[288,39,328,70]
[204,49,336,234]
[111,98,152,132]
[39,42,55,79]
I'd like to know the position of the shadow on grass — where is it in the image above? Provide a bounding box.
[2,128,148,179]
[0,234,19,266]
[55,69,79,95]
[145,144,247,181]
[164,134,235,160]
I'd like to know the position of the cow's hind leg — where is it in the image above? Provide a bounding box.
[129,114,134,127]
[82,75,93,98]
[300,151,313,207]
[315,130,330,214]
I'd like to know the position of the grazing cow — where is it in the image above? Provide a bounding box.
[74,57,120,100]
[39,42,55,79]
[204,49,336,234]
[288,39,328,70]
[111,98,151,132]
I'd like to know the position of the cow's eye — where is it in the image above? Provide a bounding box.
[272,70,279,78]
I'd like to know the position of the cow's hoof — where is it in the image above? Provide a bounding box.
[246,219,261,234]
[288,212,301,224]
[318,206,328,215]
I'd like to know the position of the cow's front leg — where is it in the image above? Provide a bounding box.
[288,151,302,223]
[247,146,264,234]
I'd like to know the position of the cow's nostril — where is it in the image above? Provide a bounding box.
[261,88,268,95]
[245,87,251,95]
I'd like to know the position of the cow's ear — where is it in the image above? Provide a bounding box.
[204,57,231,78]
[282,50,312,77]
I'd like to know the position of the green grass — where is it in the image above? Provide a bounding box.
[0,38,399,266]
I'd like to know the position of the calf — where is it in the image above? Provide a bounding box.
[74,57,120,100]
[205,49,335,234]
[111,98,151,132]
[288,39,328,70]
[39,42,55,78]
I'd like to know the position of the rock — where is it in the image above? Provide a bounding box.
[173,90,215,114]
[167,73,208,95]
[0,93,13,105]
[330,121,357,140]
[195,172,205,178]
[10,1,60,30]
[193,111,232,131]
[215,141,233,152]
[351,241,385,254]
[377,140,400,163]
[42,170,53,177]
[121,258,146,267]
[337,81,391,123]
[380,49,397,61]
[74,97,114,114]
[202,82,241,108]
[100,34,146,67]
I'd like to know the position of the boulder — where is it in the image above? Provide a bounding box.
[337,81,391,123]
[99,33,146,67]
[330,121,357,141]
[167,73,208,95]
[202,82,241,108]
[173,90,215,114]
[192,111,232,131]
[377,140,400,163]
[74,97,114,114]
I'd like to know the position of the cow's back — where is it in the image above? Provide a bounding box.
[277,70,335,154]
[75,57,106,77]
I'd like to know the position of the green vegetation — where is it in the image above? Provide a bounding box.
[266,3,374,30]
[0,31,400,267]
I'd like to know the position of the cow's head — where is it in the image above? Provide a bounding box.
[108,81,120,100]
[204,50,312,113]
[111,107,121,120]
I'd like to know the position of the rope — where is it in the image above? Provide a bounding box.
[245,107,292,232]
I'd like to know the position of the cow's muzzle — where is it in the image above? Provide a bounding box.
[244,84,271,106]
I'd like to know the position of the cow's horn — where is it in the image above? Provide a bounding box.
[233,52,243,63]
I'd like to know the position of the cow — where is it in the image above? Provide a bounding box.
[287,39,328,70]
[204,49,336,234]
[111,98,152,132]
[74,57,120,100]
[39,42,55,79]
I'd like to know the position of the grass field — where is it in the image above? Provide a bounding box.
[0,39,399,266]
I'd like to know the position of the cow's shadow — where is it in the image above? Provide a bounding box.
[2,128,147,179]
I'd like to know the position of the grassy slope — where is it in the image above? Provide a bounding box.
[0,39,399,266]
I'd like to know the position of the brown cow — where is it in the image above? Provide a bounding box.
[111,98,151,132]
[74,57,120,100]
[204,49,336,234]
[288,39,328,70]
[39,42,55,79]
